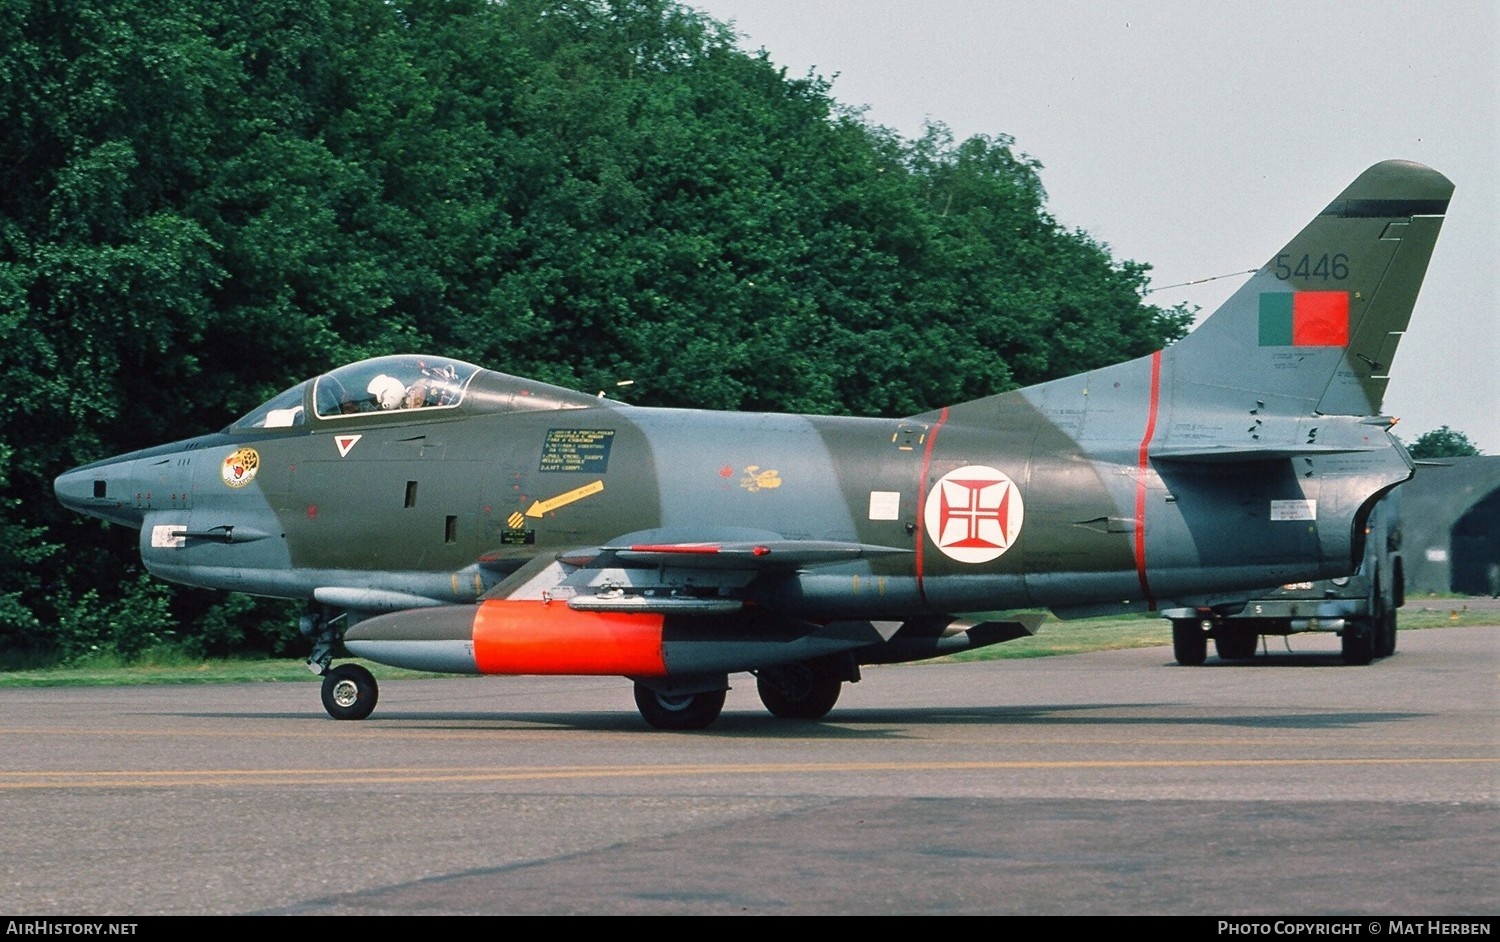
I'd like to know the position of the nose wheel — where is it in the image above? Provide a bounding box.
[321,663,379,720]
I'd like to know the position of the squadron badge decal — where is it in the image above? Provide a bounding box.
[221,447,261,489]
[924,465,1024,564]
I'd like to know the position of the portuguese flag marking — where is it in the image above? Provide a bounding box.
[1258,291,1349,346]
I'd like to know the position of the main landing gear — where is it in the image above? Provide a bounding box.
[754,659,845,720]
[633,657,858,729]
[633,681,727,730]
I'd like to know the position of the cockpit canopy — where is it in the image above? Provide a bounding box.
[234,380,312,429]
[313,356,479,418]
[232,354,603,431]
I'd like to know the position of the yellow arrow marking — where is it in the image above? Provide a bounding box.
[526,479,604,518]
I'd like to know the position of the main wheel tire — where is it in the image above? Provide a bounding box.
[633,682,726,730]
[1172,619,1207,666]
[1341,620,1376,665]
[321,663,378,720]
[756,662,842,719]
[1214,624,1259,661]
[1375,609,1398,659]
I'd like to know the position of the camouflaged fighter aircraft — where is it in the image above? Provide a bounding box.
[55,160,1452,729]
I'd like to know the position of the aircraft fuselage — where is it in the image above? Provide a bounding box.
[59,387,1406,621]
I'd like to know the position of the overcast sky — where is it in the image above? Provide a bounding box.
[691,0,1498,453]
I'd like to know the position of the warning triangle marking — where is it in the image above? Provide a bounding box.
[335,434,362,458]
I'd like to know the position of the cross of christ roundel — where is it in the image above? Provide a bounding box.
[923,465,1025,564]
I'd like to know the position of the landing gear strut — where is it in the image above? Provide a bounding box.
[301,605,345,675]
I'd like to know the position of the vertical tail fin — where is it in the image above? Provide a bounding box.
[1170,160,1453,416]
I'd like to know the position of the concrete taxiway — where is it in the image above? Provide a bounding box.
[0,625,1494,915]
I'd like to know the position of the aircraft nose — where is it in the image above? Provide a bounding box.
[53,465,95,514]
[54,456,147,528]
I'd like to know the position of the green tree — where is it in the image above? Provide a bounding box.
[1406,425,1482,459]
[1,0,1195,660]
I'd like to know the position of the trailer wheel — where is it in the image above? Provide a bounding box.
[1172,619,1207,666]
[1375,609,1397,658]
[1214,624,1259,661]
[1341,620,1375,665]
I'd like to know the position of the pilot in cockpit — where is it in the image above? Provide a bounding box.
[367,374,407,410]
[403,378,431,409]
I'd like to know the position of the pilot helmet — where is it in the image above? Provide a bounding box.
[367,374,406,410]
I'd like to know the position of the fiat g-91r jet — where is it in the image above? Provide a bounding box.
[55,161,1453,728]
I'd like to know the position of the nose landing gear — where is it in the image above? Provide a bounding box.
[301,605,378,720]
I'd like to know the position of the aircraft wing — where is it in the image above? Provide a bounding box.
[1150,442,1381,463]
[562,538,910,569]
[486,531,911,615]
